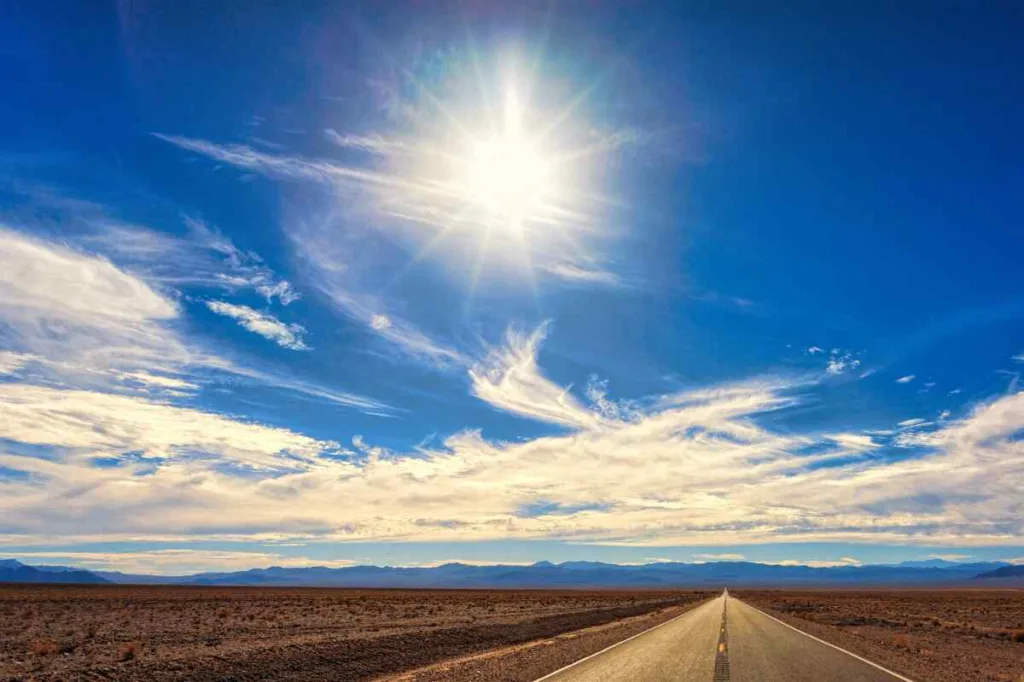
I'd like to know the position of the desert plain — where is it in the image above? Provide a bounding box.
[0,585,1021,681]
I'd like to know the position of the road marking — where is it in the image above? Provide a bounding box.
[713,594,730,682]
[531,596,719,681]
[737,599,918,682]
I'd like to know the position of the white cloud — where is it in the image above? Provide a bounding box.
[470,324,599,428]
[896,375,916,384]
[926,553,972,562]
[0,228,176,325]
[206,301,309,351]
[1,383,1022,547]
[770,557,860,568]
[0,226,188,375]
[544,261,622,287]
[370,314,392,331]
[404,558,535,568]
[897,418,929,428]
[807,346,824,354]
[116,371,199,392]
[1013,353,1024,363]
[825,350,861,376]
[938,410,951,420]
[693,553,746,561]
[8,549,353,576]
[0,383,334,470]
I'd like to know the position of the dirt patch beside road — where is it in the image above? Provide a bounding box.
[0,584,711,681]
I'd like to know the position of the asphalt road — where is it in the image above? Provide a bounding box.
[539,591,913,682]
[537,594,723,681]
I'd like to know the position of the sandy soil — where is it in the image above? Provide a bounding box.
[0,584,711,681]
[734,589,1024,682]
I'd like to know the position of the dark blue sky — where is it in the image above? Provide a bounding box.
[1,1,1022,573]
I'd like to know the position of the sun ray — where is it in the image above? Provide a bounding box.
[462,224,493,320]
[381,203,478,293]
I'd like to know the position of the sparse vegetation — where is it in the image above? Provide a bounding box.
[119,641,140,661]
[30,639,58,656]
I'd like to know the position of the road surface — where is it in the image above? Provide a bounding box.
[538,590,913,682]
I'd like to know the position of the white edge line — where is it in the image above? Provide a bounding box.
[532,592,724,681]
[737,598,918,682]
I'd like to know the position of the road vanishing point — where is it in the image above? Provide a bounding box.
[536,590,915,682]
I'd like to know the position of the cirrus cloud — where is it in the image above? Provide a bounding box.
[206,300,310,351]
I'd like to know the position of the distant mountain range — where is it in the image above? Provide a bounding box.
[0,559,110,584]
[2,557,1020,588]
[975,564,1024,580]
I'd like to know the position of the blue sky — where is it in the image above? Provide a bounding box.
[1,1,1023,575]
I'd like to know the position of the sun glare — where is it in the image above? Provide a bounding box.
[459,87,556,230]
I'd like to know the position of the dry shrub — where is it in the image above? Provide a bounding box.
[30,639,59,656]
[119,641,141,661]
[892,633,911,649]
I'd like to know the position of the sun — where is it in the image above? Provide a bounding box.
[457,86,558,231]
[362,57,606,291]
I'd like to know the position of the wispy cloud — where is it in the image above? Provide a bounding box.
[206,300,309,351]
[84,218,299,305]
[896,374,916,384]
[0,351,40,376]
[0,226,386,413]
[117,371,200,392]
[0,226,184,375]
[324,129,414,156]
[311,274,466,366]
[543,261,622,287]
[470,323,600,428]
